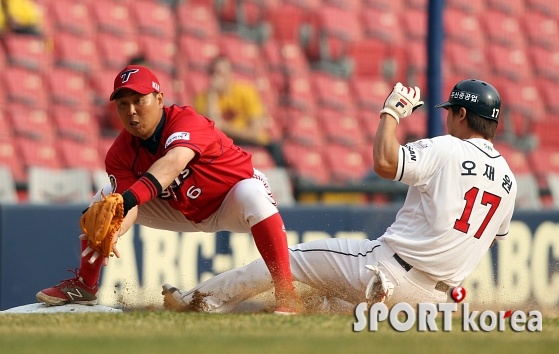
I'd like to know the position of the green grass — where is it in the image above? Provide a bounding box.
[1,311,558,354]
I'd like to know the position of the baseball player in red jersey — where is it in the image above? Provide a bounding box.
[162,80,517,313]
[36,65,301,314]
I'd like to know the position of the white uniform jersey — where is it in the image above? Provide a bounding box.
[380,136,517,286]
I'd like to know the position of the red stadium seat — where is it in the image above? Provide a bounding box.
[138,35,176,74]
[445,41,487,78]
[486,45,532,82]
[128,0,175,39]
[493,142,532,175]
[525,0,559,18]
[180,70,210,102]
[351,77,391,112]
[404,0,428,10]
[480,10,526,48]
[53,32,100,72]
[528,46,559,82]
[497,79,544,119]
[48,0,95,37]
[532,115,559,149]
[97,137,115,161]
[282,109,325,147]
[96,33,140,71]
[319,108,365,147]
[16,137,62,170]
[360,8,405,45]
[2,34,53,72]
[444,9,484,47]
[282,141,330,185]
[216,0,267,27]
[283,75,316,113]
[177,34,220,73]
[51,105,100,144]
[536,79,559,115]
[219,34,263,77]
[0,137,26,183]
[89,0,135,37]
[362,0,403,12]
[265,3,307,43]
[406,39,427,77]
[241,145,277,170]
[400,8,427,42]
[176,1,220,40]
[323,0,362,12]
[304,6,363,61]
[445,0,484,14]
[277,41,310,77]
[346,38,388,78]
[400,111,429,140]
[3,66,49,108]
[322,143,367,185]
[310,72,352,112]
[89,68,117,104]
[521,11,559,51]
[44,68,89,108]
[0,109,12,140]
[486,0,525,16]
[529,147,559,176]
[57,139,104,171]
[7,104,55,142]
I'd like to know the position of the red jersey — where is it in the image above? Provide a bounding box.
[105,105,254,223]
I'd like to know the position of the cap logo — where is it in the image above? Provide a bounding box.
[120,69,140,83]
[450,91,479,103]
[152,82,160,91]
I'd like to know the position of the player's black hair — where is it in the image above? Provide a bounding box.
[450,105,498,140]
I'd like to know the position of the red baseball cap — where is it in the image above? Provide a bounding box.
[110,65,161,101]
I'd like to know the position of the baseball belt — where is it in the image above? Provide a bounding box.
[393,253,450,293]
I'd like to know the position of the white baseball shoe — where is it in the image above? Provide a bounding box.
[161,284,188,312]
[365,265,394,304]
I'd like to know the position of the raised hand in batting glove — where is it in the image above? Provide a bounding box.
[80,192,124,266]
[380,82,424,123]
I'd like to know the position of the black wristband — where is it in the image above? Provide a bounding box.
[121,190,138,217]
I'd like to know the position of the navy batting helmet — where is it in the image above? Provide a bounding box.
[435,79,501,121]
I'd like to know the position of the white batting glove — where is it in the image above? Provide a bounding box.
[379,82,424,123]
[365,265,394,304]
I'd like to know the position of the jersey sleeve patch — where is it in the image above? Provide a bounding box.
[165,132,190,149]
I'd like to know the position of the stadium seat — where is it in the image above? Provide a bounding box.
[362,0,403,12]
[51,105,100,144]
[0,165,17,203]
[528,147,559,208]
[360,8,405,46]
[404,0,428,10]
[57,139,104,171]
[497,79,545,119]
[536,79,559,115]
[521,11,559,51]
[322,143,368,185]
[525,0,559,18]
[219,34,263,77]
[480,10,526,48]
[128,0,176,39]
[0,109,12,140]
[284,0,321,10]
[176,1,220,40]
[277,41,310,78]
[177,34,220,73]
[282,109,325,147]
[445,0,484,14]
[0,137,26,183]
[310,72,352,112]
[48,0,95,37]
[215,0,266,28]
[283,75,316,113]
[16,137,62,170]
[241,145,277,170]
[486,45,532,82]
[89,68,117,104]
[531,115,559,149]
[346,38,389,79]
[323,0,362,12]
[265,3,308,44]
[486,0,525,16]
[179,70,210,103]
[7,104,55,142]
[53,32,100,72]
[406,39,427,79]
[282,141,330,185]
[400,8,427,42]
[89,0,135,37]
[96,32,140,71]
[444,9,485,47]
[528,46,559,82]
[3,67,49,108]
[351,77,391,112]
[400,111,428,140]
[445,41,487,78]
[319,108,366,147]
[304,6,363,62]
[2,34,53,72]
[98,137,115,161]
[44,68,89,108]
[138,35,176,74]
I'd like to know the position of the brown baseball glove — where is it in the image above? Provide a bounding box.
[80,192,124,258]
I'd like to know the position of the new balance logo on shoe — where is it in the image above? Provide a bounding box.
[65,289,84,301]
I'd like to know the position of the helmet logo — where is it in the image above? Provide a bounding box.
[451,90,479,103]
